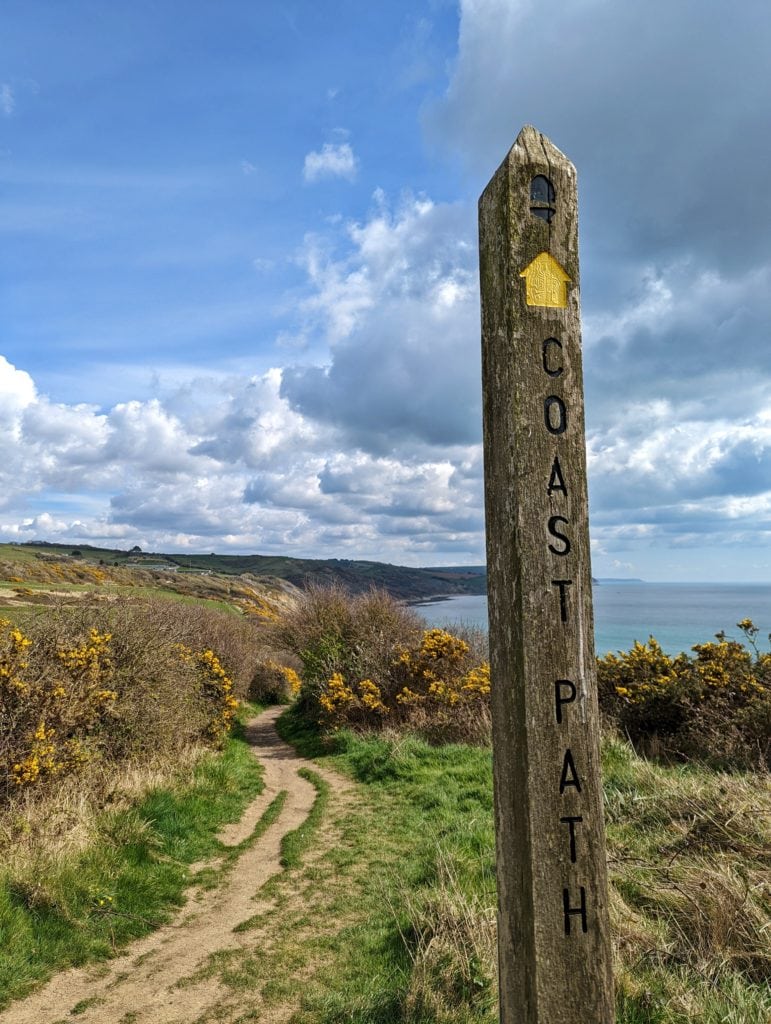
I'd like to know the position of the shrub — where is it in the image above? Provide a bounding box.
[597,637,689,742]
[598,621,771,769]
[270,585,492,743]
[270,582,423,702]
[0,597,268,802]
[248,655,302,704]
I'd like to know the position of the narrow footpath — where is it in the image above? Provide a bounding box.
[0,707,351,1024]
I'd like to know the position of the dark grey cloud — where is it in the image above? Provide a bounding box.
[428,0,771,284]
[281,306,481,450]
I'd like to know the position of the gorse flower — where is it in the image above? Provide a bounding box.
[312,628,490,728]
[177,644,239,745]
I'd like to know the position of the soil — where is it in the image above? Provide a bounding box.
[0,707,351,1024]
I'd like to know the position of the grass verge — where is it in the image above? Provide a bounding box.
[0,712,266,1009]
[280,769,330,870]
[222,706,768,1024]
[193,789,288,892]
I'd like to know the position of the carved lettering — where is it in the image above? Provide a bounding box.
[563,886,588,935]
[559,749,582,794]
[548,515,571,556]
[555,679,577,724]
[480,127,614,1019]
[551,579,572,623]
[560,815,583,863]
[542,337,563,377]
[547,456,568,497]
[544,395,567,435]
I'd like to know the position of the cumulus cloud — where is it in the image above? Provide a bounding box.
[274,165,771,574]
[303,142,358,183]
[281,192,480,451]
[4,7,771,577]
[0,349,485,563]
[414,0,771,576]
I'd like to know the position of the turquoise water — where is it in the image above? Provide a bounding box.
[415,583,771,656]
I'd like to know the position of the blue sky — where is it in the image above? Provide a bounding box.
[2,0,771,581]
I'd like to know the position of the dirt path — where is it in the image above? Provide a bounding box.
[0,707,350,1024]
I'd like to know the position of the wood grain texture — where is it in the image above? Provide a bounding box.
[479,125,613,1023]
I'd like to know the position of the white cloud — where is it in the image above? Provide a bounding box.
[2,141,771,570]
[281,191,480,451]
[0,84,14,116]
[303,142,358,183]
[0,350,485,562]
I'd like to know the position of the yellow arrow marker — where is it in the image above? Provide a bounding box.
[519,252,571,308]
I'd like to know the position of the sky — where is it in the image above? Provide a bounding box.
[2,0,771,582]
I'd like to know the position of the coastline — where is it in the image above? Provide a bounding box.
[414,584,771,657]
[406,594,455,607]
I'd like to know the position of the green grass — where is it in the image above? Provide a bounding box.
[2,693,767,1023]
[228,708,498,1023]
[242,708,769,1024]
[280,769,329,870]
[193,789,288,892]
[0,716,266,1009]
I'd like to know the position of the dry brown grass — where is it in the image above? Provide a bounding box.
[397,699,492,746]
[0,596,270,804]
[0,745,205,901]
[382,738,771,1023]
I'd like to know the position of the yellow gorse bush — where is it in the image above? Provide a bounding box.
[394,629,489,709]
[598,637,680,705]
[318,671,356,718]
[315,628,490,728]
[597,622,771,765]
[241,597,280,622]
[0,619,82,789]
[281,665,302,695]
[11,721,58,786]
[58,629,117,702]
[0,621,32,695]
[0,605,250,800]
[318,673,388,724]
[263,660,302,695]
[460,662,491,695]
[176,644,239,745]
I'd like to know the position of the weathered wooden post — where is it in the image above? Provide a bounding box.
[479,126,613,1022]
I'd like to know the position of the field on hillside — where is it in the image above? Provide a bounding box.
[0,543,299,620]
[0,541,487,602]
[0,577,767,1022]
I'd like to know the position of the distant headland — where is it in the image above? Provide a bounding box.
[4,541,488,603]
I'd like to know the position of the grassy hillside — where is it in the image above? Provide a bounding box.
[0,543,300,620]
[0,579,767,1021]
[5,542,486,602]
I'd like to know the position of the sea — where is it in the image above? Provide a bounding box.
[414,582,771,657]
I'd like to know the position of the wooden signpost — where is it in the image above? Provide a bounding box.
[479,126,614,1022]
